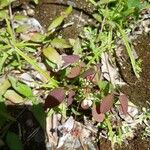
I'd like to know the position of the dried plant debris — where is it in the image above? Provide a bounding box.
[101,52,126,87]
[46,116,98,150]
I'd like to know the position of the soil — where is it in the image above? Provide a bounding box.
[121,35,150,108]
[100,129,150,150]
[34,0,95,39]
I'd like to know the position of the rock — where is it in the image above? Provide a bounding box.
[4,90,25,104]
[27,8,35,16]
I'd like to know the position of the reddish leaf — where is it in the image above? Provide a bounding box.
[80,68,95,78]
[92,105,105,122]
[45,88,65,109]
[67,66,81,78]
[67,90,75,106]
[119,93,128,115]
[100,94,114,113]
[62,55,80,67]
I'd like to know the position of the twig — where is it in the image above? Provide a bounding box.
[99,16,106,34]
[103,52,115,87]
[24,127,40,144]
[9,4,15,40]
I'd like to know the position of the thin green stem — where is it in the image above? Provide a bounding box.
[105,117,113,142]
[14,46,47,81]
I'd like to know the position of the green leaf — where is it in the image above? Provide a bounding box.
[4,90,25,104]
[30,33,46,42]
[0,10,8,20]
[0,0,16,9]
[98,82,109,95]
[48,6,72,31]
[0,79,11,96]
[63,6,72,16]
[98,0,115,5]
[31,104,46,129]
[5,17,15,43]
[127,0,141,9]
[45,59,57,69]
[117,25,140,78]
[71,107,81,116]
[73,38,82,55]
[8,76,33,98]
[6,132,23,150]
[14,15,28,21]
[24,46,36,52]
[0,52,8,72]
[43,46,63,67]
[51,38,72,49]
[48,16,64,31]
[0,102,15,127]
[58,103,67,118]
[16,25,31,33]
[93,13,102,22]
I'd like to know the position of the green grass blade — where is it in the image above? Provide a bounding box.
[117,24,140,78]
[12,45,57,86]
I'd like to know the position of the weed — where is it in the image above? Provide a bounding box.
[0,0,149,149]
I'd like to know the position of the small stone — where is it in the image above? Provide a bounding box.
[27,8,35,16]
[81,99,92,109]
[145,27,150,33]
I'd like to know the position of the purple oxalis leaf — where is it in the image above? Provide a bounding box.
[119,93,128,115]
[45,88,65,109]
[62,55,80,68]
[100,93,114,113]
[67,66,81,78]
[80,68,95,79]
[92,105,105,122]
[67,90,75,106]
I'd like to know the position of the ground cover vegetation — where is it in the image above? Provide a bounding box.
[0,0,150,149]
